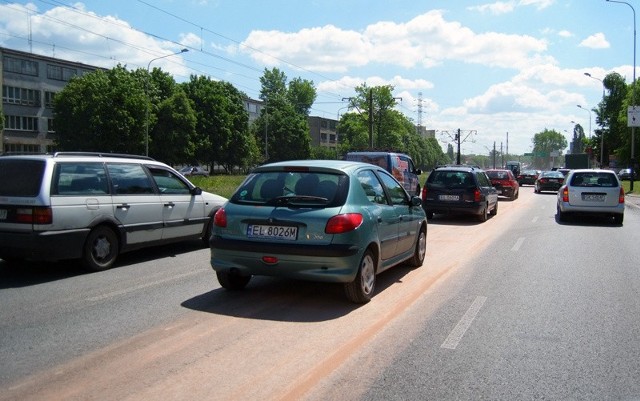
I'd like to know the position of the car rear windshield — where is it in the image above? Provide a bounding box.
[0,159,46,197]
[570,172,618,187]
[231,171,346,206]
[486,171,509,179]
[428,171,475,188]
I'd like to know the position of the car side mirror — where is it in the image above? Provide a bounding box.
[410,195,422,207]
[192,187,203,196]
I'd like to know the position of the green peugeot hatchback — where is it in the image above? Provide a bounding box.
[209,160,427,303]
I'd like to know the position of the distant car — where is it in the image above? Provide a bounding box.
[617,168,637,181]
[517,170,539,186]
[209,159,427,304]
[422,165,498,222]
[179,166,209,177]
[534,171,565,193]
[343,151,422,196]
[486,169,519,200]
[557,169,624,224]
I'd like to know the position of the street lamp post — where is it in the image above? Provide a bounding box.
[577,104,592,139]
[584,72,606,166]
[145,48,188,156]
[607,0,636,190]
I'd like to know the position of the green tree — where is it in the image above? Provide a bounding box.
[54,65,148,153]
[254,68,313,162]
[182,76,252,172]
[532,128,567,167]
[592,72,627,166]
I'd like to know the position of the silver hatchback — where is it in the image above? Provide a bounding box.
[556,169,625,224]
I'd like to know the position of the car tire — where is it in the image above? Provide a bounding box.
[345,250,376,303]
[82,225,119,272]
[478,204,488,222]
[613,214,624,225]
[407,227,427,268]
[556,205,567,222]
[490,200,498,216]
[201,208,220,246]
[217,270,251,290]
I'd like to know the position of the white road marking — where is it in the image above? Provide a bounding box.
[511,237,525,252]
[441,296,487,350]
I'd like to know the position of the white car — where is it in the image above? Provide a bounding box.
[0,152,227,271]
[556,169,625,225]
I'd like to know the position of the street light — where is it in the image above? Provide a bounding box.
[577,104,592,139]
[607,0,636,189]
[584,72,606,167]
[145,48,189,156]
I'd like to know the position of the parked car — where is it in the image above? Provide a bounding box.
[486,169,519,200]
[343,151,422,196]
[534,171,565,193]
[517,170,539,186]
[422,165,498,222]
[209,159,427,304]
[0,152,227,271]
[179,165,209,177]
[557,169,625,224]
[617,168,637,181]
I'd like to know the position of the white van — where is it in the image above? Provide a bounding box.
[0,152,227,271]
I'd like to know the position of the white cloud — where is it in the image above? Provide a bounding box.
[467,1,516,15]
[579,33,610,49]
[241,10,550,72]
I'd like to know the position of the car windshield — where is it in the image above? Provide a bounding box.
[428,171,475,188]
[570,172,618,187]
[487,171,509,180]
[231,171,345,206]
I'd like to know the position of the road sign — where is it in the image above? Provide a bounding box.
[628,106,640,127]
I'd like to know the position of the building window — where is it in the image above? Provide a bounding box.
[45,91,56,108]
[5,115,39,131]
[47,64,78,81]
[2,86,41,106]
[4,143,41,154]
[47,118,55,132]
[3,56,38,76]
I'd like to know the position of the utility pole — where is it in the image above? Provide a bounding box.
[368,89,374,148]
[456,129,461,164]
[439,129,477,165]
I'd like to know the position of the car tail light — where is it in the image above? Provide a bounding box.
[262,256,278,264]
[540,178,548,184]
[325,213,363,234]
[213,208,227,227]
[474,188,481,202]
[16,207,52,224]
[561,187,569,202]
[421,185,428,201]
[619,187,625,204]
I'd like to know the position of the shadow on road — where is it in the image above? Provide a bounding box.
[181,263,416,322]
[0,240,205,289]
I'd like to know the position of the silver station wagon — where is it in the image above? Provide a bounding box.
[0,152,227,271]
[556,169,625,224]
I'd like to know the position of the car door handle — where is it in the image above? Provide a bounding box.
[164,202,175,208]
[116,203,129,211]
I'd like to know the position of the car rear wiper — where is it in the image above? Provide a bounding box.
[266,195,329,206]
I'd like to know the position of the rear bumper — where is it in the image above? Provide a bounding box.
[0,228,89,262]
[209,236,362,283]
[557,202,625,215]
[424,201,484,216]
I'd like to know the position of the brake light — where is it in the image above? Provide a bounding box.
[421,185,428,201]
[213,208,227,227]
[562,187,569,202]
[540,178,548,184]
[474,188,481,202]
[325,213,363,234]
[16,207,52,224]
[619,187,625,204]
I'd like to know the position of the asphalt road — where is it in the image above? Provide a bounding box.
[1,187,640,400]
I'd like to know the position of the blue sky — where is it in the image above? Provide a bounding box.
[0,0,635,155]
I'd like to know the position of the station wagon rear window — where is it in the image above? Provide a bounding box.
[0,159,46,197]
